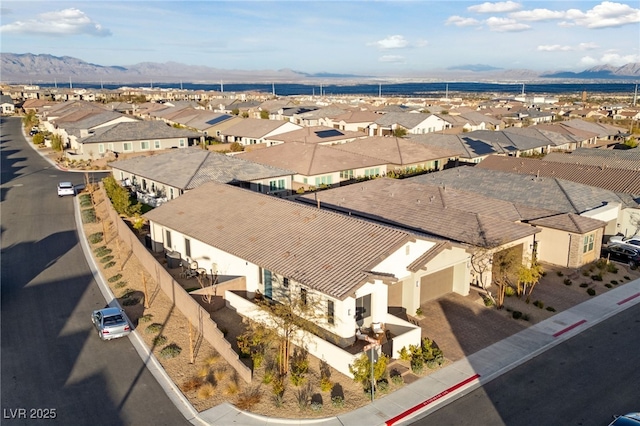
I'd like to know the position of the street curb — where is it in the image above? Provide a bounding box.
[74,195,206,426]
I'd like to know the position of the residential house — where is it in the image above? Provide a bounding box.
[329,110,380,133]
[264,126,368,147]
[220,118,302,146]
[109,147,295,205]
[297,177,540,290]
[169,110,243,141]
[59,111,139,152]
[0,95,15,114]
[412,167,639,265]
[560,119,628,146]
[543,147,640,171]
[369,112,452,136]
[332,136,461,173]
[145,182,455,376]
[74,120,201,160]
[294,106,348,127]
[235,141,387,189]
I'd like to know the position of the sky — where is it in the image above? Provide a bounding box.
[1,1,639,76]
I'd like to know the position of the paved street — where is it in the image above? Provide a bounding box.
[0,117,190,426]
[411,302,640,426]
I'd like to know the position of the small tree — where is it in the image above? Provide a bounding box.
[22,110,38,130]
[517,259,544,300]
[229,142,244,152]
[50,134,64,152]
[260,110,270,119]
[231,108,240,116]
[392,128,407,138]
[32,133,45,145]
[349,352,388,392]
[103,175,142,216]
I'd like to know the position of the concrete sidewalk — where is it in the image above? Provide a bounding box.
[197,279,640,426]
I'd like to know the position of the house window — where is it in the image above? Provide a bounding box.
[303,178,308,184]
[340,170,354,179]
[98,144,105,154]
[314,175,333,186]
[165,230,172,249]
[364,168,380,177]
[185,238,191,258]
[179,139,185,147]
[583,234,595,253]
[169,188,174,199]
[123,142,133,152]
[327,300,335,325]
[154,140,161,149]
[141,141,150,150]
[301,288,307,305]
[355,294,371,322]
[107,143,114,152]
[283,277,289,288]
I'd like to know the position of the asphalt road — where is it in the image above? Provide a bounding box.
[411,302,640,426]
[1,117,190,426]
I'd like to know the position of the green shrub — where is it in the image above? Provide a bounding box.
[81,208,97,224]
[94,247,112,257]
[146,323,162,334]
[533,300,544,309]
[607,263,618,273]
[591,274,603,281]
[153,335,168,346]
[108,274,122,283]
[103,261,116,269]
[512,311,523,320]
[624,275,631,280]
[546,306,556,312]
[331,396,344,408]
[556,271,564,277]
[595,258,608,270]
[139,314,153,323]
[581,270,590,276]
[310,402,323,412]
[611,280,618,285]
[522,313,530,321]
[100,255,115,263]
[483,296,494,307]
[579,282,589,288]
[391,374,404,386]
[563,278,572,286]
[376,379,389,393]
[79,194,92,207]
[504,286,516,297]
[587,288,596,296]
[88,232,104,244]
[114,280,127,289]
[159,343,182,359]
[398,346,411,362]
[605,284,612,288]
[320,376,332,392]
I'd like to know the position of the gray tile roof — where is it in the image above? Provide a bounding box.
[223,118,295,138]
[109,148,293,190]
[269,126,367,144]
[81,120,201,144]
[236,141,384,175]
[561,119,627,138]
[374,112,430,129]
[144,182,415,300]
[410,166,638,213]
[528,213,605,234]
[334,136,461,165]
[297,178,539,247]
[543,148,640,170]
[476,155,640,196]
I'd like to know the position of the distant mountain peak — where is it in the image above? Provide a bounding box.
[447,64,503,72]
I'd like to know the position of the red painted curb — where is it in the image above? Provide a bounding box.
[385,373,481,426]
[617,292,640,305]
[552,319,587,337]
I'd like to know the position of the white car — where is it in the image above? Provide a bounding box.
[609,234,640,250]
[57,181,76,197]
[91,307,131,341]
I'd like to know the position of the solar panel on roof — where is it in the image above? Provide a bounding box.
[315,129,344,138]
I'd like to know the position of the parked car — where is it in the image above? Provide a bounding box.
[91,307,131,341]
[57,181,76,197]
[603,244,640,269]
[609,234,640,250]
[608,413,640,426]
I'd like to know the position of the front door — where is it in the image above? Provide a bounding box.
[263,269,273,299]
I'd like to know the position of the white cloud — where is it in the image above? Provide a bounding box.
[445,16,481,27]
[580,52,640,67]
[378,55,405,63]
[537,45,572,52]
[509,8,565,21]
[371,35,409,50]
[468,1,522,14]
[485,16,531,32]
[565,2,640,29]
[537,42,599,52]
[0,8,111,37]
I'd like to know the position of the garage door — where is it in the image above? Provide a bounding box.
[420,267,454,304]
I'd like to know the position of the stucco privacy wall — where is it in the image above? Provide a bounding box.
[98,184,252,383]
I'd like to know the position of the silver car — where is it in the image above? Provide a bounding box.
[91,307,131,341]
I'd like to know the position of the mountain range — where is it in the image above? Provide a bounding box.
[1,53,639,84]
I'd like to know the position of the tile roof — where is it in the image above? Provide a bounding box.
[109,148,293,189]
[297,178,539,247]
[81,120,201,144]
[222,118,298,138]
[268,126,367,144]
[476,155,640,195]
[411,166,638,213]
[333,136,462,165]
[543,149,640,170]
[144,182,415,300]
[528,213,605,234]
[236,141,384,175]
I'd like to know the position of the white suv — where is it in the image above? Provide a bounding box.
[57,181,76,197]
